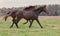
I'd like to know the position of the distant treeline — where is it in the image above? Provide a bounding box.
[40,5,60,16]
[0,4,60,16]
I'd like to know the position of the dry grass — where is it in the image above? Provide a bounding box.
[38,16,60,20]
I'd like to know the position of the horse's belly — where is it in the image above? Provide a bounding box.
[23,15,37,20]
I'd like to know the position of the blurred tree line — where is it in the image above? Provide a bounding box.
[0,4,60,16]
[40,4,60,16]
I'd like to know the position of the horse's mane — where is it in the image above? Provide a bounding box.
[34,5,46,12]
[34,7,42,12]
[24,6,35,10]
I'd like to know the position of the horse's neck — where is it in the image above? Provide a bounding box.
[34,9,42,15]
[34,7,42,15]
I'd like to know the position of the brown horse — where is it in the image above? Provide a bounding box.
[16,5,48,28]
[5,5,49,28]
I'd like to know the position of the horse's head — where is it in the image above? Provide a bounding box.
[41,5,49,14]
[34,5,49,14]
[5,9,18,21]
[5,11,12,21]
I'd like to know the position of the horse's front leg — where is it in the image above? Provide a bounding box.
[14,20,19,28]
[29,20,34,28]
[14,18,21,28]
[10,18,19,28]
[10,19,15,28]
[36,19,43,28]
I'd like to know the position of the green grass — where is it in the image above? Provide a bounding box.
[0,19,60,36]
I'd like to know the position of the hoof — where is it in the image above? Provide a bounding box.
[29,26,31,28]
[10,27,12,28]
[41,27,43,29]
[17,27,19,28]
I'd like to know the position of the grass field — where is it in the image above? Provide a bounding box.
[0,16,60,36]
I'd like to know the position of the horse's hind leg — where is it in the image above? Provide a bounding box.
[10,22,14,28]
[36,19,43,28]
[23,20,28,24]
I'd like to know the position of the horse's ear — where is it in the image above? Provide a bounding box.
[44,5,46,8]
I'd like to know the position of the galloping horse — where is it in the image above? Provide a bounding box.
[5,5,49,28]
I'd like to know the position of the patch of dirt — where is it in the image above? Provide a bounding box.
[0,16,12,20]
[0,16,60,20]
[38,16,60,20]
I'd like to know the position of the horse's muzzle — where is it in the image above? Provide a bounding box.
[5,15,8,21]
